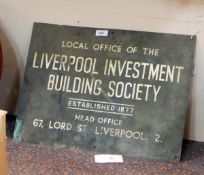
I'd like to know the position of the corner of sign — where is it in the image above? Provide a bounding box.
[13,119,22,142]
[190,35,196,41]
[174,154,181,163]
[33,22,39,28]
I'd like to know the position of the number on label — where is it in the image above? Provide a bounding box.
[33,119,44,128]
[154,134,161,143]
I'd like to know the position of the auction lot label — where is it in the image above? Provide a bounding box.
[14,23,196,161]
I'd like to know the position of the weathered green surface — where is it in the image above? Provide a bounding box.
[14,23,196,161]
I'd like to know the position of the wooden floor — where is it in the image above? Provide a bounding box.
[7,138,204,175]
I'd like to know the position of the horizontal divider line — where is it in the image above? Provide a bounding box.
[69,98,134,107]
[67,107,133,116]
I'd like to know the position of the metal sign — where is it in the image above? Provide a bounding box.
[14,23,196,161]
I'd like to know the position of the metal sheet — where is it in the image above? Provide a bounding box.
[14,23,196,162]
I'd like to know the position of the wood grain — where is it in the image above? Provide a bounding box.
[0,110,8,175]
[0,43,2,80]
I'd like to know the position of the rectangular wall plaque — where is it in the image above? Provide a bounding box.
[14,23,196,162]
